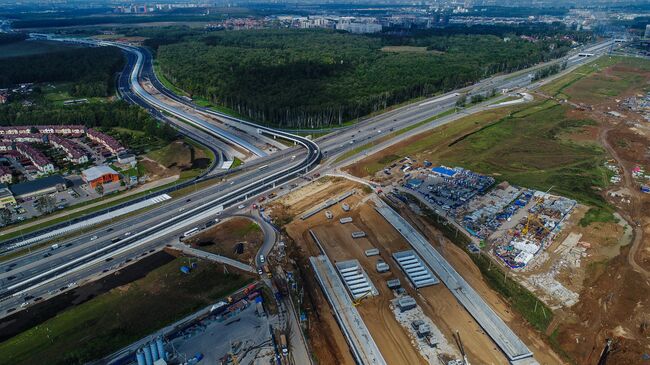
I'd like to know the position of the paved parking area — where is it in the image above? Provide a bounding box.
[10,180,122,222]
[169,304,274,364]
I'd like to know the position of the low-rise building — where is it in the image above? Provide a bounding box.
[13,133,46,144]
[0,126,31,136]
[86,129,125,155]
[82,165,120,188]
[0,166,12,184]
[9,175,68,200]
[117,152,136,165]
[396,295,417,312]
[0,142,12,151]
[0,184,16,207]
[15,142,55,174]
[49,135,88,164]
[37,125,85,137]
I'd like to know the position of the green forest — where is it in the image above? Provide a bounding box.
[0,46,124,97]
[156,28,580,128]
[0,42,176,143]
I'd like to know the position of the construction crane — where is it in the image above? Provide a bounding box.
[522,213,553,236]
[453,330,470,365]
[352,291,372,306]
[521,186,554,235]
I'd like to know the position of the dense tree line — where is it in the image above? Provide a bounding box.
[0,101,177,142]
[0,33,27,45]
[0,46,124,97]
[157,28,579,128]
[380,23,592,44]
[532,61,567,81]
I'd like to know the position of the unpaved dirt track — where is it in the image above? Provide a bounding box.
[600,123,650,280]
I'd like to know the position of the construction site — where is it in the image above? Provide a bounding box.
[336,56,650,363]
[403,166,577,270]
[269,177,564,365]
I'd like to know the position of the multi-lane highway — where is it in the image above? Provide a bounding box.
[0,37,321,315]
[0,37,616,317]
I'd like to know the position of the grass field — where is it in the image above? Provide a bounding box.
[538,56,650,102]
[0,257,252,365]
[350,98,610,217]
[0,41,76,59]
[41,83,109,105]
[230,157,243,169]
[348,106,516,176]
[436,100,609,207]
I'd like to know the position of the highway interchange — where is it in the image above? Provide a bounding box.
[0,37,616,322]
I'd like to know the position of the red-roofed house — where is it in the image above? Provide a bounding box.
[86,129,125,155]
[15,142,55,173]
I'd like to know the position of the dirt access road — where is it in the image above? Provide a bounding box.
[277,180,563,365]
[601,124,650,278]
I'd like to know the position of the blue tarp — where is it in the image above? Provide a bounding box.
[431,166,456,177]
[406,179,424,189]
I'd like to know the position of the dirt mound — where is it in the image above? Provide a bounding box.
[187,217,263,264]
[556,246,650,364]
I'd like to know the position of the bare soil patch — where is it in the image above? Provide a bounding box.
[279,180,563,364]
[186,217,263,264]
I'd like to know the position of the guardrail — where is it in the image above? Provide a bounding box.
[0,38,321,299]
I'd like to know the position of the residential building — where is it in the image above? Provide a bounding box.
[0,166,12,184]
[0,126,31,136]
[336,21,382,34]
[13,133,46,144]
[0,142,13,152]
[37,125,85,137]
[117,152,136,165]
[86,129,125,155]
[49,135,89,164]
[0,184,15,207]
[15,143,55,173]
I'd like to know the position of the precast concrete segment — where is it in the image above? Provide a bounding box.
[170,244,255,273]
[375,201,535,363]
[310,255,387,365]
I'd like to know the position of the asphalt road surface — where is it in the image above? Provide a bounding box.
[0,38,615,318]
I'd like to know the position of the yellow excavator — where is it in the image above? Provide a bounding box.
[352,291,372,306]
